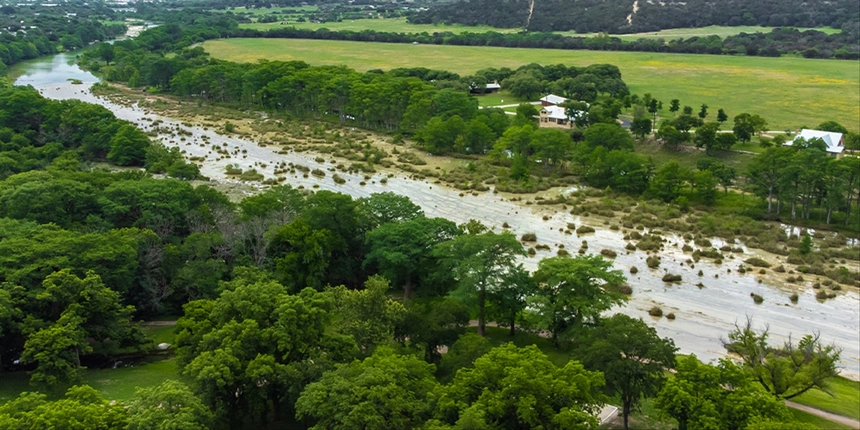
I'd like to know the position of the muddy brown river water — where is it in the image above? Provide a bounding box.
[11,52,860,379]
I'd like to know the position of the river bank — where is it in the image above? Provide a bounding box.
[9,51,860,380]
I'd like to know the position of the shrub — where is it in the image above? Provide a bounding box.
[646,256,661,268]
[600,249,617,258]
[648,306,663,317]
[527,247,536,256]
[332,174,346,184]
[666,313,676,320]
[618,284,633,295]
[744,258,771,268]
[662,274,682,283]
[790,293,799,303]
[698,270,704,276]
[626,243,637,251]
[774,265,786,273]
[502,222,510,228]
[816,290,828,300]
[630,266,639,274]
[695,238,712,248]
[520,232,537,242]
[682,244,694,252]
[576,225,595,234]
[311,169,325,177]
[557,249,570,257]
[750,293,764,304]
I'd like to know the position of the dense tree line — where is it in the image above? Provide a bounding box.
[0,1,127,71]
[410,0,859,34]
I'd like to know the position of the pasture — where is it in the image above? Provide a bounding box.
[237,16,840,40]
[203,38,860,131]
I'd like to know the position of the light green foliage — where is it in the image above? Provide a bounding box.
[578,314,677,430]
[723,319,841,400]
[648,161,693,203]
[435,343,605,429]
[107,124,150,166]
[656,355,792,430]
[528,255,626,345]
[798,233,813,255]
[582,123,634,152]
[433,231,525,336]
[329,276,406,352]
[296,347,438,430]
[0,385,128,429]
[175,270,357,425]
[503,71,543,100]
[693,122,721,153]
[364,216,460,298]
[127,380,213,430]
[358,191,424,227]
[733,113,768,143]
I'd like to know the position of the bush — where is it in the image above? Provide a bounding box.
[557,249,570,257]
[600,249,617,258]
[332,174,346,184]
[662,274,682,283]
[744,258,771,268]
[520,232,537,242]
[774,265,786,273]
[576,225,595,234]
[618,284,633,295]
[790,293,799,303]
[682,244,694,252]
[750,293,764,304]
[816,290,828,300]
[311,169,325,177]
[666,312,676,320]
[648,306,663,317]
[646,256,661,268]
[630,266,639,274]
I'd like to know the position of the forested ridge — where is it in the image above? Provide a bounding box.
[411,0,860,34]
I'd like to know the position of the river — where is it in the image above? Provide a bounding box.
[10,52,860,379]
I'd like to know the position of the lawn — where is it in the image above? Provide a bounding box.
[0,359,182,405]
[792,376,860,421]
[474,90,532,107]
[564,25,842,40]
[202,38,860,132]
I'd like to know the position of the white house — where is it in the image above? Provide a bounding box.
[784,129,845,155]
[540,106,568,124]
[540,94,568,106]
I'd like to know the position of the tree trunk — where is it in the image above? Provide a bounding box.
[509,312,516,337]
[827,208,832,224]
[623,402,631,430]
[477,287,486,336]
[403,279,413,300]
[767,185,774,213]
[791,201,796,219]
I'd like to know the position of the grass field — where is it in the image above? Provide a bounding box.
[792,377,860,421]
[237,17,839,40]
[789,408,855,429]
[203,38,860,131]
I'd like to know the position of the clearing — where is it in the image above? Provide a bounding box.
[202,38,860,132]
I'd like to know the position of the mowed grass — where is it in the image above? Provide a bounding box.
[792,376,860,421]
[564,25,842,40]
[203,39,860,131]
[789,408,855,429]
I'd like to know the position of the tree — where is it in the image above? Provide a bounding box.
[816,121,848,134]
[435,344,606,429]
[698,104,708,119]
[503,71,543,100]
[733,113,768,143]
[649,162,692,203]
[669,99,680,116]
[722,318,841,399]
[682,106,693,116]
[328,276,406,352]
[528,255,626,345]
[0,385,128,429]
[175,271,356,426]
[438,333,492,380]
[747,147,792,213]
[364,217,460,299]
[107,124,150,166]
[798,233,813,255]
[630,117,652,139]
[127,380,213,430]
[655,123,686,150]
[693,122,720,154]
[433,232,525,336]
[579,315,678,430]
[582,123,634,152]
[396,297,470,364]
[296,347,438,430]
[716,108,728,123]
[486,264,532,336]
[531,128,574,172]
[656,355,792,430]
[358,192,423,228]
[96,43,115,65]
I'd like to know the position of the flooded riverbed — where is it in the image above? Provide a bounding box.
[11,53,860,379]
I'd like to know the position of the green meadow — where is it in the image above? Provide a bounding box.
[203,38,860,131]
[237,16,839,40]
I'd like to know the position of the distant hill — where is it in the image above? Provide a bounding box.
[409,0,860,34]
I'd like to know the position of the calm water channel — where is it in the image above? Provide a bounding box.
[11,52,860,379]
